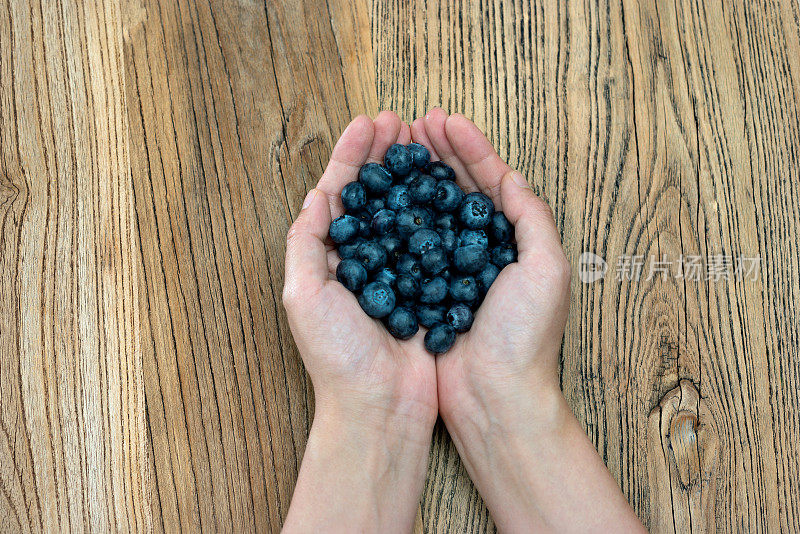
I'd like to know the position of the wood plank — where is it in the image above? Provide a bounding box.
[0,0,148,531]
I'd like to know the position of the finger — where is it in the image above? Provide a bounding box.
[423,108,480,193]
[367,110,403,163]
[397,122,412,145]
[499,171,563,260]
[327,249,340,276]
[316,115,374,217]
[410,118,439,161]
[284,189,332,303]
[445,113,511,210]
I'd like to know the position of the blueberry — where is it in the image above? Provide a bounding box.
[415,304,446,328]
[424,161,456,181]
[365,198,386,217]
[402,168,421,185]
[490,212,513,243]
[449,275,478,302]
[375,267,397,287]
[490,243,518,268]
[407,143,431,169]
[358,218,371,238]
[446,303,474,332]
[379,234,403,264]
[435,213,458,231]
[357,241,388,272]
[396,254,423,281]
[329,215,360,243]
[433,180,464,212]
[384,144,413,176]
[420,247,448,275]
[439,268,452,282]
[424,323,456,353]
[358,282,396,318]
[476,263,501,294]
[341,181,367,211]
[336,259,368,292]
[387,307,419,339]
[359,163,393,195]
[338,238,365,259]
[371,208,397,235]
[409,175,437,204]
[419,276,448,304]
[458,192,494,229]
[408,229,442,256]
[395,274,421,299]
[387,185,412,211]
[397,206,433,238]
[439,229,458,255]
[453,244,489,273]
[459,229,489,249]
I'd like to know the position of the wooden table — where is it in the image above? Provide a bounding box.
[2,0,799,531]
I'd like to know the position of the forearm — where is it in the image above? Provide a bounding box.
[445,381,645,533]
[283,400,433,533]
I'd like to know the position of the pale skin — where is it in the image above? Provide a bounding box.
[282,110,646,533]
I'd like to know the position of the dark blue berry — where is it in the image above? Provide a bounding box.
[395,274,421,299]
[424,323,456,353]
[402,168,421,185]
[387,307,419,339]
[397,206,433,238]
[357,241,388,273]
[341,181,367,211]
[407,143,431,169]
[459,192,494,229]
[459,229,489,249]
[439,229,458,255]
[329,215,360,243]
[374,267,397,287]
[379,234,403,264]
[358,219,371,238]
[439,268,452,282]
[408,229,442,256]
[435,213,458,231]
[409,175,437,204]
[365,198,386,217]
[396,254,423,281]
[358,282,396,318]
[449,275,478,302]
[420,247,448,275]
[476,263,501,295]
[387,185,412,211]
[453,244,489,273]
[419,276,448,304]
[416,304,446,328]
[338,238,365,260]
[490,243,518,268]
[359,163,393,195]
[433,180,464,212]
[446,303,474,333]
[371,208,397,235]
[336,259,368,292]
[424,161,456,181]
[384,144,413,176]
[490,211,513,243]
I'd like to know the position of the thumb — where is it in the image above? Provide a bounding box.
[499,171,564,260]
[284,189,332,307]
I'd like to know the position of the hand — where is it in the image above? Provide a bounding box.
[282,112,436,532]
[412,109,644,533]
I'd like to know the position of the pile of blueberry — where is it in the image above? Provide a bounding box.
[329,143,517,354]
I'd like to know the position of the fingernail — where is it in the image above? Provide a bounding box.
[510,171,530,188]
[302,189,317,210]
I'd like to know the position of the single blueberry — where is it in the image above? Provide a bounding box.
[365,198,386,217]
[396,206,433,238]
[402,168,421,185]
[387,307,419,339]
[419,276,448,304]
[384,144,413,176]
[435,212,458,231]
[338,238,365,260]
[439,229,458,255]
[336,259,368,292]
[453,244,489,273]
[396,254,423,281]
[449,275,479,302]
[415,304,446,328]
[433,180,464,212]
[408,229,442,256]
[358,218,371,238]
[341,181,367,212]
[386,185,412,211]
[329,215,360,243]
[395,274,421,299]
[476,263,501,295]
[424,161,456,181]
[358,163,393,195]
[458,192,495,229]
[490,243,518,268]
[489,211,513,243]
[459,229,489,249]
[358,282,396,318]
[424,323,456,353]
[407,143,431,169]
[371,208,397,235]
[409,175,437,204]
[357,241,388,273]
[379,234,403,264]
[420,247,448,275]
[446,303,474,332]
[374,267,397,287]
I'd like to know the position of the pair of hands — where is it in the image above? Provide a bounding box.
[282,110,643,533]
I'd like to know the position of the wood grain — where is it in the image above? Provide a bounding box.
[2,0,799,532]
